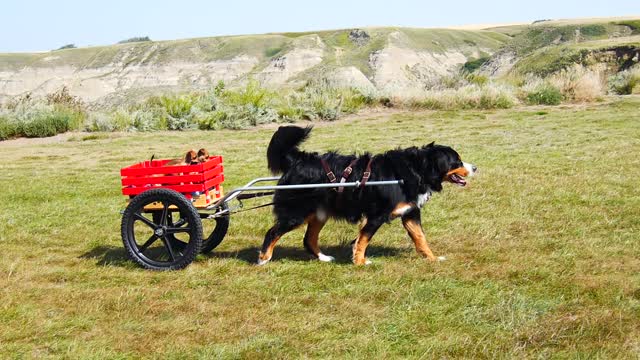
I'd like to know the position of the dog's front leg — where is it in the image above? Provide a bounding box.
[401,207,445,261]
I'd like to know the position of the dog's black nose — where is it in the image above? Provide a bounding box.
[472,165,478,173]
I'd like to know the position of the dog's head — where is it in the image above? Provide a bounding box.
[421,143,477,191]
[196,148,210,163]
[184,149,199,165]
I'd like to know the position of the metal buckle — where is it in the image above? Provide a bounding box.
[327,171,337,183]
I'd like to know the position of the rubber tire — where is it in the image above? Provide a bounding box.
[121,188,203,270]
[200,202,230,254]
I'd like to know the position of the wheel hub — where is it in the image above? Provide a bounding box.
[154,227,165,237]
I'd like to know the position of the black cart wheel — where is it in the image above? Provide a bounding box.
[200,202,230,254]
[121,188,203,270]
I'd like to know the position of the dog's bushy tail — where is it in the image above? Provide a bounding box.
[267,126,312,174]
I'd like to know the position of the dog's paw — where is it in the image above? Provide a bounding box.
[437,256,447,262]
[365,259,372,265]
[256,258,270,266]
[318,253,335,262]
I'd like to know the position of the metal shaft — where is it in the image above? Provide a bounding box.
[208,178,403,210]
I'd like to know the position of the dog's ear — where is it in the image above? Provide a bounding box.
[185,149,197,164]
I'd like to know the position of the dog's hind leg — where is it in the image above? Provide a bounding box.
[401,207,444,262]
[352,216,385,265]
[303,215,332,262]
[258,219,304,265]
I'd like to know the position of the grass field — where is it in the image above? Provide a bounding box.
[1,98,639,358]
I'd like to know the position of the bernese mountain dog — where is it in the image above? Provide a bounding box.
[258,126,477,265]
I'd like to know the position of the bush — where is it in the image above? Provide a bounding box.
[608,67,640,95]
[407,85,516,110]
[0,115,17,140]
[46,86,85,113]
[55,44,76,50]
[579,25,607,37]
[118,36,151,44]
[147,95,196,130]
[466,73,489,87]
[463,57,490,73]
[550,65,605,102]
[0,102,85,139]
[222,80,274,108]
[525,84,563,105]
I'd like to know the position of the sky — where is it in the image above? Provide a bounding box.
[1,0,639,52]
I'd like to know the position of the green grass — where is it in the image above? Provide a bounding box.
[1,98,640,358]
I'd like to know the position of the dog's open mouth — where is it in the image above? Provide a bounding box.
[447,173,467,187]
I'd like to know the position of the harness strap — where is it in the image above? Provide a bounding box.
[320,159,337,183]
[338,159,359,193]
[360,158,373,188]
[321,157,374,191]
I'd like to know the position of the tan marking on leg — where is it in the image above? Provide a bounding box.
[258,222,304,263]
[352,232,371,265]
[305,215,326,257]
[391,202,413,218]
[258,234,282,263]
[402,218,437,261]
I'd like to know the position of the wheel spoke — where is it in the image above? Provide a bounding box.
[138,234,159,252]
[161,237,177,262]
[160,203,170,226]
[172,217,187,227]
[166,226,191,234]
[134,212,157,229]
[169,238,189,252]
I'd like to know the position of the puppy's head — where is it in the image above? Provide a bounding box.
[196,148,210,163]
[421,143,477,191]
[184,149,199,165]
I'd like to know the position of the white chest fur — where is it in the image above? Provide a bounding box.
[416,191,432,208]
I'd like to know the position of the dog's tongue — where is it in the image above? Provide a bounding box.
[450,174,467,187]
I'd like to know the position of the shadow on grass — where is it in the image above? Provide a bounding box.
[80,244,406,267]
[79,245,132,267]
[209,244,405,265]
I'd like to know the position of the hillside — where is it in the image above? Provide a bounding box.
[0,17,639,105]
[0,28,509,104]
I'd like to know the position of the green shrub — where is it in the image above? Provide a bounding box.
[147,95,196,130]
[0,116,17,140]
[463,57,490,73]
[55,44,76,50]
[196,110,228,130]
[223,80,274,108]
[579,25,607,37]
[1,103,84,139]
[118,36,151,44]
[526,84,563,105]
[466,73,489,87]
[19,108,80,137]
[265,47,282,57]
[479,89,515,109]
[608,68,640,95]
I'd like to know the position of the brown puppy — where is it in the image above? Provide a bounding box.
[196,148,210,163]
[165,149,198,166]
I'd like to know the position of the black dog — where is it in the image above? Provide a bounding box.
[259,126,476,265]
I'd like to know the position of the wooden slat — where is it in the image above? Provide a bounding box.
[121,156,222,177]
